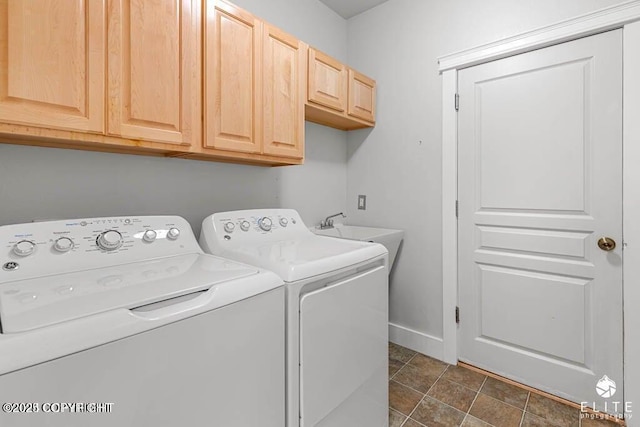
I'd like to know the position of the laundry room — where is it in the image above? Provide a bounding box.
[0,0,638,426]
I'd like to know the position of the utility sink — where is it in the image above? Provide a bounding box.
[313,225,404,272]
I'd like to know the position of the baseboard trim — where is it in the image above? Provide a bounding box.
[388,322,444,360]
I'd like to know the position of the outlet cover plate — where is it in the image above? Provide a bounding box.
[358,195,367,210]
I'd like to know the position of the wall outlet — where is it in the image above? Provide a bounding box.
[358,195,367,210]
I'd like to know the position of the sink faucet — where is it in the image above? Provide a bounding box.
[319,212,346,229]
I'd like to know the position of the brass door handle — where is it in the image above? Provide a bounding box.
[597,237,616,251]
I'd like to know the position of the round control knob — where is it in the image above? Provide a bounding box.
[143,229,157,243]
[167,228,180,240]
[13,240,36,257]
[53,237,74,253]
[224,222,236,233]
[240,220,251,232]
[279,218,289,227]
[258,217,273,232]
[97,230,123,251]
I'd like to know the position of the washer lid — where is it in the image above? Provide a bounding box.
[219,235,388,282]
[0,253,261,334]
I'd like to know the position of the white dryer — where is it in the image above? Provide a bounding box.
[200,209,389,427]
[0,216,284,427]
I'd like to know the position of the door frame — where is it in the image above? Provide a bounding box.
[439,0,640,413]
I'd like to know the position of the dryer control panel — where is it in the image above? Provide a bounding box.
[200,209,314,252]
[0,216,201,282]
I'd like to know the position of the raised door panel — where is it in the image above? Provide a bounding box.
[108,0,200,146]
[307,48,346,112]
[262,25,304,159]
[0,0,104,133]
[348,69,375,123]
[204,0,261,153]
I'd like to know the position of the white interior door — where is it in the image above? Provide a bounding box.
[457,29,623,408]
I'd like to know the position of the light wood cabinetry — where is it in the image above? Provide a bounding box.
[204,0,261,153]
[262,24,306,159]
[107,0,200,147]
[348,69,376,123]
[0,0,373,166]
[305,47,376,131]
[194,0,304,164]
[308,48,347,112]
[0,0,105,133]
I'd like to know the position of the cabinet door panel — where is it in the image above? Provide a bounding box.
[348,69,375,123]
[263,25,304,159]
[205,0,261,153]
[0,0,104,132]
[108,0,200,146]
[307,48,346,112]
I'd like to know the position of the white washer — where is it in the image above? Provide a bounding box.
[0,216,284,427]
[200,209,389,427]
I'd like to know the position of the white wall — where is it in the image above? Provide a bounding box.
[346,0,627,355]
[0,0,348,234]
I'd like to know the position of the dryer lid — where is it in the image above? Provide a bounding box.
[0,253,262,334]
[218,235,388,282]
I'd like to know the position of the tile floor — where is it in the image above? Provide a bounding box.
[388,343,622,427]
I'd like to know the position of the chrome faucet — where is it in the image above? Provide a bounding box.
[319,212,346,229]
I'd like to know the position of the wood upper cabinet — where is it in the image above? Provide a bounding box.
[305,47,376,130]
[204,0,261,153]
[107,0,200,147]
[0,0,105,133]
[262,24,305,159]
[202,0,304,162]
[307,48,347,112]
[348,69,376,123]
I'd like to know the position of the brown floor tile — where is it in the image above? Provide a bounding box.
[389,408,406,427]
[469,393,523,427]
[526,393,579,427]
[408,353,449,377]
[389,358,405,378]
[389,380,423,415]
[442,365,487,391]
[404,419,427,427]
[393,363,440,393]
[462,415,494,427]
[389,342,416,364]
[428,378,478,412]
[521,412,552,426]
[411,396,466,427]
[580,415,623,426]
[480,377,529,409]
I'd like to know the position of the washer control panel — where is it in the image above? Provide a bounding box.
[0,216,201,282]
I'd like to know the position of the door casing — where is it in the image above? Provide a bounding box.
[439,1,640,417]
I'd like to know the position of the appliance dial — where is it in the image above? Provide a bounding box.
[279,218,288,227]
[143,229,157,243]
[258,217,273,232]
[13,240,36,257]
[53,237,74,253]
[97,230,123,251]
[167,228,180,240]
[224,222,236,233]
[240,221,251,232]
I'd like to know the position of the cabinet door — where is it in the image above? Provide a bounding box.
[348,69,375,123]
[262,25,305,159]
[0,0,105,133]
[307,48,347,112]
[108,0,200,146]
[205,0,262,153]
